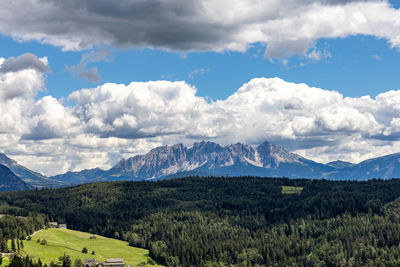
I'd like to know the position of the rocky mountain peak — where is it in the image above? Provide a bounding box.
[111,140,305,179]
[192,141,222,153]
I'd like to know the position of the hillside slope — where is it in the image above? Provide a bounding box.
[0,153,64,188]
[23,228,159,266]
[0,164,33,191]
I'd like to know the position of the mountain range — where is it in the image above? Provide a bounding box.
[3,140,400,191]
[50,141,400,184]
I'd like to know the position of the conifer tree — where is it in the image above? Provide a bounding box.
[11,238,16,252]
[1,239,8,252]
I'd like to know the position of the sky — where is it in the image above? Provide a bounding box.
[1,0,400,176]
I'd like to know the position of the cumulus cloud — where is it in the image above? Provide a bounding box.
[22,96,82,140]
[0,53,50,73]
[0,0,399,58]
[68,81,208,139]
[0,54,49,136]
[63,77,400,167]
[0,53,50,100]
[5,53,400,175]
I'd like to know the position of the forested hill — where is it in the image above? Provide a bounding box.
[2,177,400,266]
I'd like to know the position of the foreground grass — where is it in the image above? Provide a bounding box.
[281,185,303,195]
[23,228,161,266]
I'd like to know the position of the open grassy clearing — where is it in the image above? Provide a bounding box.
[22,228,161,266]
[281,185,303,195]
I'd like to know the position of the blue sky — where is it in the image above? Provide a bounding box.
[2,33,400,101]
[1,0,400,175]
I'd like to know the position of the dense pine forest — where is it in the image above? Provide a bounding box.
[2,177,400,266]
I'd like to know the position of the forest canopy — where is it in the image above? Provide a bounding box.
[1,177,400,266]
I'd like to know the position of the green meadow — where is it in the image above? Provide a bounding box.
[281,185,303,195]
[19,228,161,266]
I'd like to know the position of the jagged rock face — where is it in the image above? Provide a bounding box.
[112,141,306,179]
[49,141,400,183]
[0,164,33,191]
[114,143,191,177]
[256,141,301,168]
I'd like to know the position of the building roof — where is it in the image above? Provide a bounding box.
[104,258,124,263]
[102,258,125,266]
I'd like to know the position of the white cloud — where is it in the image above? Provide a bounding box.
[0,1,399,58]
[0,54,50,136]
[58,77,400,171]
[0,53,50,73]
[68,80,209,139]
[5,53,400,175]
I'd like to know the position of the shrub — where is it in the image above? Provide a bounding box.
[81,247,88,253]
[40,239,47,245]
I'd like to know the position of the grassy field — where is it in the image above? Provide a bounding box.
[281,186,303,195]
[20,228,161,266]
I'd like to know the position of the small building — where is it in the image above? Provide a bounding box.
[84,259,99,267]
[89,236,96,239]
[59,224,67,229]
[49,222,58,228]
[102,258,125,267]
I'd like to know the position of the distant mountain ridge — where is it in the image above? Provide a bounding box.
[3,140,400,187]
[50,168,105,184]
[327,160,355,169]
[104,141,333,179]
[0,164,33,191]
[0,153,65,188]
[325,152,400,180]
[51,141,336,183]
